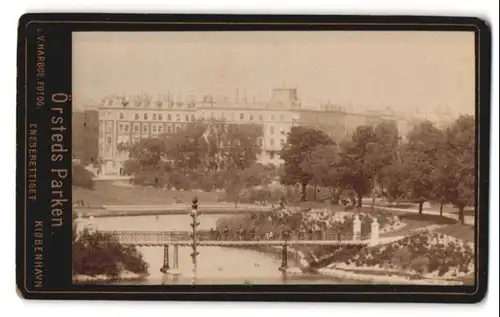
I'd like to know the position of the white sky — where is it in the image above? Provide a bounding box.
[73,31,475,115]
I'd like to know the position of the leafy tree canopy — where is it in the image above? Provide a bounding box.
[440,115,475,223]
[280,126,334,200]
[401,120,444,213]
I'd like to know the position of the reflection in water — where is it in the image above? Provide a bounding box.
[139,246,289,285]
[93,214,358,285]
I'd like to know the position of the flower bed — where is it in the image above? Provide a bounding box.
[333,231,474,279]
[216,207,402,242]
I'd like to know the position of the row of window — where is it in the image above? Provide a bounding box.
[110,121,288,135]
[112,112,289,122]
[117,123,183,134]
[269,126,288,135]
[201,112,287,122]
[303,114,344,125]
[119,113,196,122]
[107,98,196,109]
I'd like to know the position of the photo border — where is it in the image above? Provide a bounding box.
[16,13,491,302]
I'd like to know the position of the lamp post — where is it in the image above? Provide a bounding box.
[280,230,290,272]
[189,196,200,285]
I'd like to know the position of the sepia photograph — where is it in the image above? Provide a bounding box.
[70,30,476,286]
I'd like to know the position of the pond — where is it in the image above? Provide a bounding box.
[92,213,363,285]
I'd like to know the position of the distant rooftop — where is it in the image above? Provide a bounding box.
[97,88,302,110]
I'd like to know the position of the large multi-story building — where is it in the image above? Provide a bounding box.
[87,87,415,176]
[296,103,412,143]
[93,88,301,175]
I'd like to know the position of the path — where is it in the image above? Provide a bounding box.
[370,223,455,249]
[376,206,474,226]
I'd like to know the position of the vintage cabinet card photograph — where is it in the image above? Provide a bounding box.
[16,13,491,302]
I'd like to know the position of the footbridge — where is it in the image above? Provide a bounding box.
[74,197,380,281]
[100,230,371,247]
[94,229,372,276]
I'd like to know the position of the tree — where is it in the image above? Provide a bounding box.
[336,125,378,208]
[441,115,475,224]
[379,159,407,203]
[224,123,263,170]
[205,119,230,171]
[72,163,94,189]
[129,137,168,169]
[369,121,400,207]
[204,120,263,170]
[300,144,343,202]
[165,121,208,171]
[280,127,334,201]
[429,133,454,216]
[401,121,443,214]
[122,119,263,190]
[125,136,172,187]
[221,163,276,201]
[238,163,274,187]
[122,158,141,176]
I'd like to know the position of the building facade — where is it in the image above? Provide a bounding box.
[90,88,413,176]
[296,103,412,143]
[94,88,301,175]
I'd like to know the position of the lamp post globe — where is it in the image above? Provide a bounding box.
[190,196,198,216]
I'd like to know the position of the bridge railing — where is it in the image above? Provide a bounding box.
[102,230,191,244]
[102,230,371,244]
[196,231,369,241]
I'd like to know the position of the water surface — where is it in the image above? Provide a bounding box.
[92,214,361,285]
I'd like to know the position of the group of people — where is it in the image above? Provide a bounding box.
[234,197,287,209]
[204,227,336,241]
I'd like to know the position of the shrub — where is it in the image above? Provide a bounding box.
[269,186,287,202]
[428,257,442,273]
[123,159,140,175]
[184,169,224,192]
[72,163,94,189]
[342,232,474,277]
[133,171,166,187]
[392,248,412,270]
[224,185,287,204]
[410,256,430,274]
[166,170,190,190]
[72,231,148,278]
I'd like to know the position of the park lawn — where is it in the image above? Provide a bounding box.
[386,212,476,242]
[380,211,458,237]
[379,219,432,238]
[372,200,475,217]
[73,181,223,207]
[434,223,475,242]
[439,204,476,216]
